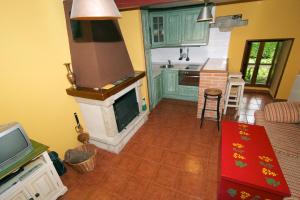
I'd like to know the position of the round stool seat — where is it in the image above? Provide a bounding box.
[205,88,222,96]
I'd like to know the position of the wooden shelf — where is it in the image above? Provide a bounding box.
[66,71,145,101]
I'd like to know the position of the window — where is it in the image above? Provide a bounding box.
[241,40,280,87]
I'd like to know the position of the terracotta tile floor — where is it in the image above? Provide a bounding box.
[59,92,272,200]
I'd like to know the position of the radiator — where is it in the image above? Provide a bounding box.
[288,75,300,102]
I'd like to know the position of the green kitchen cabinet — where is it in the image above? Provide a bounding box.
[148,6,210,47]
[153,74,162,108]
[181,9,209,44]
[161,69,198,102]
[165,11,182,45]
[178,85,199,101]
[150,13,166,47]
[141,10,151,50]
[162,69,178,96]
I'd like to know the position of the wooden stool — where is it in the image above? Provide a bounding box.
[200,88,222,131]
[228,72,243,79]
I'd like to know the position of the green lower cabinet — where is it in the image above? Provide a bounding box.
[162,70,178,96]
[153,74,163,108]
[162,69,198,102]
[178,85,199,101]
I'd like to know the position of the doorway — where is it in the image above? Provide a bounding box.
[241,39,293,97]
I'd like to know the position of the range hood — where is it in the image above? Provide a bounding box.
[210,14,248,32]
[63,0,134,89]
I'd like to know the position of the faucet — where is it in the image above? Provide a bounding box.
[168,60,172,66]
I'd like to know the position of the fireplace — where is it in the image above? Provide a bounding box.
[68,73,148,153]
[63,1,148,153]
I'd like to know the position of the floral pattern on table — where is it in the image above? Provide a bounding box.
[232,142,247,168]
[258,155,281,187]
[231,124,253,168]
[227,188,273,200]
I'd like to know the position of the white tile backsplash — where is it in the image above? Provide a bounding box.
[151,28,231,64]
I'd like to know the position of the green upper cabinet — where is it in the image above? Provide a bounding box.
[181,9,209,44]
[148,6,210,48]
[150,13,166,47]
[165,11,181,45]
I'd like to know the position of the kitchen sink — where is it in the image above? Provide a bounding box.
[160,64,174,68]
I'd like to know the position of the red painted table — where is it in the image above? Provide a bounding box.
[219,121,291,200]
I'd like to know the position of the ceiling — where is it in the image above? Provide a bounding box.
[115,0,262,10]
[147,0,261,8]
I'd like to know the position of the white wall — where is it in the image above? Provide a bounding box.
[151,28,231,64]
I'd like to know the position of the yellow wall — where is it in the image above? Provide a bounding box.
[118,10,149,106]
[0,2,149,158]
[216,0,300,99]
[0,0,80,157]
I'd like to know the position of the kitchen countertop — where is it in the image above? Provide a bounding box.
[152,58,228,77]
[201,58,228,72]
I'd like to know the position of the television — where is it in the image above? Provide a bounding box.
[0,122,33,172]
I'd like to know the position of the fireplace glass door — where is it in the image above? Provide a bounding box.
[113,89,139,132]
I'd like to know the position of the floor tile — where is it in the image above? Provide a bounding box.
[119,175,149,200]
[117,154,141,173]
[187,143,211,158]
[135,159,159,180]
[180,154,207,175]
[161,150,185,167]
[143,183,175,200]
[175,171,206,197]
[101,168,130,195]
[142,145,164,163]
[153,164,179,188]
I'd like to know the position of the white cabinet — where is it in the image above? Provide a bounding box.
[2,185,30,200]
[0,152,67,200]
[24,166,59,200]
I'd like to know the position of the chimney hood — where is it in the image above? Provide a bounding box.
[63,0,134,89]
[210,14,248,32]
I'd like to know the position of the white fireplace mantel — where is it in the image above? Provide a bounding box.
[74,79,148,153]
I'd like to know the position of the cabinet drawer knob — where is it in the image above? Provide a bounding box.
[35,193,40,197]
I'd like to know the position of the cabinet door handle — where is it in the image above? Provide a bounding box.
[35,193,40,197]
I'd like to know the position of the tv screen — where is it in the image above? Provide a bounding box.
[0,129,29,164]
[0,122,33,171]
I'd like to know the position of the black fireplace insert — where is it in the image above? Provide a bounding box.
[113,89,139,132]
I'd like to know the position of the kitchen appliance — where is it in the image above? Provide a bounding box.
[179,70,200,86]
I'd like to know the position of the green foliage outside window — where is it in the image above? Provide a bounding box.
[246,41,278,84]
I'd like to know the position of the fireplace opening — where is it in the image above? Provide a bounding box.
[113,89,139,132]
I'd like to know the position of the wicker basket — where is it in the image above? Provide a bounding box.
[66,144,98,173]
